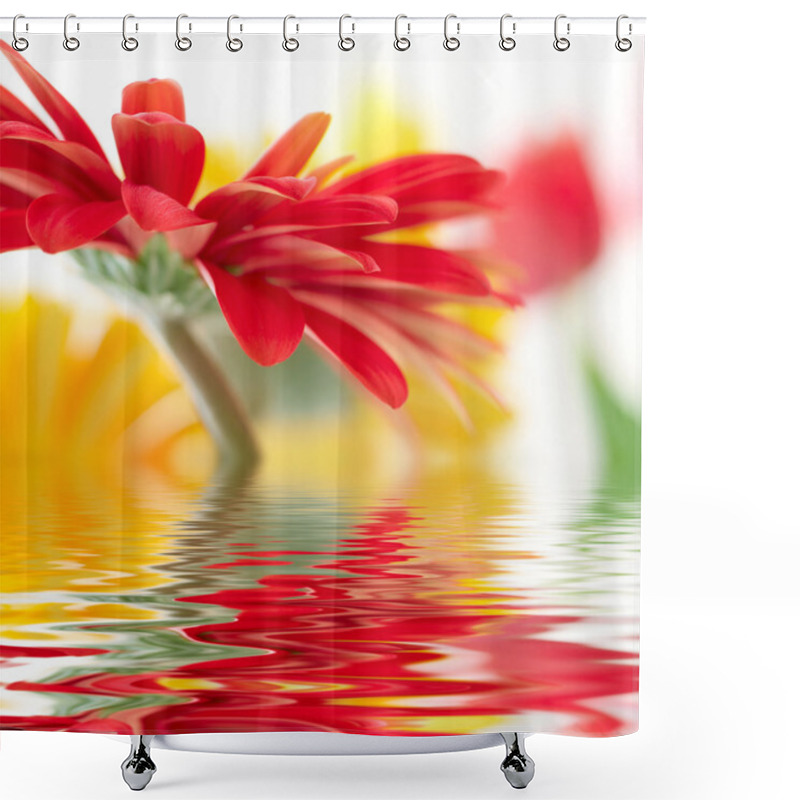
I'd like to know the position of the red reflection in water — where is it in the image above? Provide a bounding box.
[1,506,637,736]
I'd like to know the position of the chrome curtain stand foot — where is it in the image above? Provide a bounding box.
[500,732,535,789]
[121,735,157,791]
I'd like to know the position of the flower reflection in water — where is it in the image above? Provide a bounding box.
[1,460,638,737]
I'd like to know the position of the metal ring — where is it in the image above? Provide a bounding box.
[175,14,192,51]
[12,15,29,51]
[615,14,632,51]
[226,15,243,51]
[63,14,80,51]
[443,14,460,51]
[499,13,516,51]
[282,15,299,51]
[122,14,139,51]
[553,14,570,51]
[338,14,355,51]
[394,14,410,50]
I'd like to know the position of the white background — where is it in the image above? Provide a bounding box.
[1,2,798,799]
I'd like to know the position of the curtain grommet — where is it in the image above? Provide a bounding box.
[615,15,633,51]
[443,14,460,51]
[175,14,192,51]
[63,14,80,51]
[12,14,29,51]
[338,14,355,51]
[121,14,139,51]
[282,15,299,52]
[226,15,243,52]
[394,15,411,51]
[499,14,516,51]
[553,14,571,51]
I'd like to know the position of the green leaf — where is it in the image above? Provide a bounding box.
[70,235,218,319]
[582,350,641,496]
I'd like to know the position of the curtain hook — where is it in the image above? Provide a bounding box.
[175,14,192,50]
[227,15,243,52]
[553,14,570,51]
[12,14,29,51]
[338,14,355,51]
[443,14,460,51]
[615,14,632,51]
[394,14,410,51]
[499,14,516,51]
[122,14,139,51]
[283,15,299,51]
[63,14,80,51]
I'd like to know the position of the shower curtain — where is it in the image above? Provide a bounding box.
[0,18,643,739]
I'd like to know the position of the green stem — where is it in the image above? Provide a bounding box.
[140,313,261,473]
[70,243,260,476]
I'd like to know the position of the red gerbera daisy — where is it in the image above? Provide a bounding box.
[1,41,516,411]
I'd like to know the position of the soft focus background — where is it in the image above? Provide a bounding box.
[1,1,798,800]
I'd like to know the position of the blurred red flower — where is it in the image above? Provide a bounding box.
[491,135,602,295]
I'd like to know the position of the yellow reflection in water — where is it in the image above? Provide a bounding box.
[0,297,208,645]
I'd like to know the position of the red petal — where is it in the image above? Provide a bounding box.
[0,119,55,141]
[111,112,205,205]
[0,208,34,251]
[351,295,502,360]
[26,194,126,253]
[320,154,502,231]
[388,199,501,230]
[301,304,408,408]
[1,176,37,208]
[305,154,355,188]
[335,248,381,273]
[206,233,380,275]
[291,291,481,423]
[195,176,316,232]
[197,261,305,366]
[314,241,492,295]
[0,134,120,199]
[164,224,216,260]
[199,176,316,211]
[0,40,106,159]
[392,166,502,206]
[244,112,331,179]
[0,85,51,131]
[323,154,488,197]
[308,157,503,239]
[121,78,186,121]
[262,194,398,230]
[121,180,210,231]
